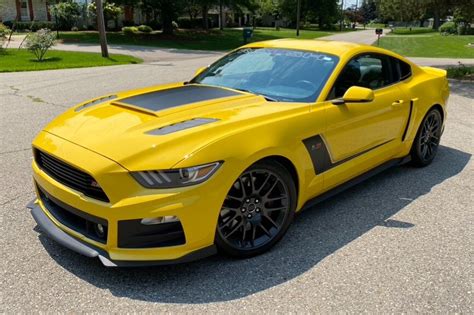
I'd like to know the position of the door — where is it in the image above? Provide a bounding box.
[321,53,411,189]
[20,0,30,20]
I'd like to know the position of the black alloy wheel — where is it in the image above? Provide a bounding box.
[411,108,443,167]
[216,161,296,257]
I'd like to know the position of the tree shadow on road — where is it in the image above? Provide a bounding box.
[449,80,473,99]
[37,145,471,304]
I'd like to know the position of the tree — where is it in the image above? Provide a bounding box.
[359,0,377,25]
[198,0,216,30]
[49,0,81,30]
[377,0,426,25]
[279,0,338,29]
[88,1,123,30]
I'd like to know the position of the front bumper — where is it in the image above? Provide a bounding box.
[28,200,216,267]
[29,131,235,266]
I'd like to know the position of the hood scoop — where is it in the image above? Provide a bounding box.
[146,118,219,135]
[114,85,241,113]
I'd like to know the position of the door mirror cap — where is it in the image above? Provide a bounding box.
[332,86,374,105]
[194,66,208,77]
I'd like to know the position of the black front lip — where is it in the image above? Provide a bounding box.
[27,200,216,267]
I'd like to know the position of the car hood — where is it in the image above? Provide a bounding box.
[43,83,303,170]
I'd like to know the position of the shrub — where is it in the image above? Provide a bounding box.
[177,17,213,29]
[71,26,79,31]
[122,20,135,27]
[147,20,162,31]
[439,21,457,35]
[0,23,9,50]
[49,0,81,30]
[25,29,56,61]
[447,63,473,80]
[9,21,56,31]
[392,27,436,35]
[122,26,138,35]
[137,25,153,33]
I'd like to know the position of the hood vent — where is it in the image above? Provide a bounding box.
[146,118,219,135]
[75,95,117,112]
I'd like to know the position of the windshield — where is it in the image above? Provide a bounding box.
[192,48,339,102]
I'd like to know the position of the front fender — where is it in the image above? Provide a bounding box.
[173,118,318,210]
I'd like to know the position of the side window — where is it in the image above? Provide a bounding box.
[329,53,395,99]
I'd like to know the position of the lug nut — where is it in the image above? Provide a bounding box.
[246,199,250,203]
[255,199,259,204]
[247,214,252,218]
[256,208,260,213]
[241,208,246,213]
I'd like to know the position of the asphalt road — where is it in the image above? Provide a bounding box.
[1,62,473,313]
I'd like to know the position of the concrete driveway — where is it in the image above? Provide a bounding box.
[0,62,472,313]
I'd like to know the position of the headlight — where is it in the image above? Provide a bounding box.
[131,162,222,188]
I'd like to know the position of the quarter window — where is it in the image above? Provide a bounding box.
[399,59,412,80]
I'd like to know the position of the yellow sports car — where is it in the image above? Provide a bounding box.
[28,39,449,266]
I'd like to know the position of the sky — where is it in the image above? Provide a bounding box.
[342,0,360,9]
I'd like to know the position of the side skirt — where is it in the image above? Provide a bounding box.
[301,156,411,211]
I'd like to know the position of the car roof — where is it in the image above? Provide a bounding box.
[244,39,393,58]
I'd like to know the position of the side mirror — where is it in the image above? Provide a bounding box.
[332,86,374,105]
[194,66,207,77]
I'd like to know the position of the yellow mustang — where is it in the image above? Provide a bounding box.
[28,39,449,266]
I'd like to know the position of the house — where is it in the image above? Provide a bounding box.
[0,0,51,22]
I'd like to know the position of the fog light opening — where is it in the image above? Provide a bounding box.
[141,216,179,225]
[94,223,106,237]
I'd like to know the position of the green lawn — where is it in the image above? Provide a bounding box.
[0,49,142,72]
[378,34,474,58]
[59,28,334,51]
[389,27,437,35]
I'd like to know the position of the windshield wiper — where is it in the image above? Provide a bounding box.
[232,88,278,102]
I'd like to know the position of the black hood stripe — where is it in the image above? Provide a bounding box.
[117,85,241,112]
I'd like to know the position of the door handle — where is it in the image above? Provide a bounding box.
[392,100,404,106]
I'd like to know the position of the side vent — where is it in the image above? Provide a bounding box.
[146,118,219,135]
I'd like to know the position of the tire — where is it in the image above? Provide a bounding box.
[410,108,443,167]
[215,160,297,258]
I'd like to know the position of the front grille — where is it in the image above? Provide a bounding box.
[34,149,109,202]
[37,185,108,244]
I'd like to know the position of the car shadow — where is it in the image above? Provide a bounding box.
[36,145,471,304]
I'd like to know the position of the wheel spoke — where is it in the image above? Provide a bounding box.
[238,177,247,197]
[226,195,243,202]
[257,173,272,193]
[221,214,238,228]
[259,223,272,237]
[266,206,287,213]
[264,214,278,229]
[266,195,286,202]
[225,222,243,239]
[264,179,280,197]
[250,225,257,247]
[248,172,255,193]
[242,224,247,242]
